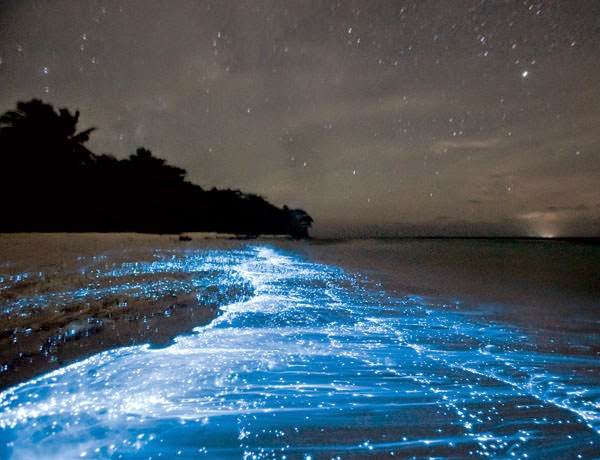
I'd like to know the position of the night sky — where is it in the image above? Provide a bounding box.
[1,1,598,237]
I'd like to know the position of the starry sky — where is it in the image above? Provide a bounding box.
[1,0,599,237]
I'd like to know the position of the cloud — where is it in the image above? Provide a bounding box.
[431,137,504,155]
[1,0,599,236]
[518,210,562,222]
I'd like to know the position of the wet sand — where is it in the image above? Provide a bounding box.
[0,233,253,390]
[2,234,598,391]
[0,292,218,390]
[2,238,598,459]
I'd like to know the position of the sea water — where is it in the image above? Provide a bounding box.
[0,240,598,459]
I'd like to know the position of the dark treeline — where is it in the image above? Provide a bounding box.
[0,100,312,238]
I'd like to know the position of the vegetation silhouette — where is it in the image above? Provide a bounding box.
[0,99,312,238]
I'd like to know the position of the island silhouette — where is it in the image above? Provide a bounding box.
[0,99,312,238]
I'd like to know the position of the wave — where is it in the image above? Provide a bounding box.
[1,245,598,459]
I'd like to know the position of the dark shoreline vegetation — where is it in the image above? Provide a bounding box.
[0,99,313,238]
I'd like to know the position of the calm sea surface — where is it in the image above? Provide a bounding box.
[0,236,598,459]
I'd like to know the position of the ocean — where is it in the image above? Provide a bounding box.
[0,235,598,459]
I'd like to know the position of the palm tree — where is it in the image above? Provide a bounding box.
[0,99,96,170]
[0,100,97,225]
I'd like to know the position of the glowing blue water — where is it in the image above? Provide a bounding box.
[0,245,598,459]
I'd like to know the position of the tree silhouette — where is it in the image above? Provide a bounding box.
[128,147,186,186]
[0,99,313,238]
[286,209,314,239]
[0,99,95,171]
[0,99,98,225]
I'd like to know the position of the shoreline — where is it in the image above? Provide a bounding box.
[2,233,598,391]
[0,294,219,391]
[279,237,599,331]
[0,234,254,391]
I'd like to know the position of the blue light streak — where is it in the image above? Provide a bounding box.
[0,245,598,459]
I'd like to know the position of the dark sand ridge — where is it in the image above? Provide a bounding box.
[0,233,255,390]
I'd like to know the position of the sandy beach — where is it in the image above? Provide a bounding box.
[0,233,253,390]
[0,234,598,458]
[1,234,598,390]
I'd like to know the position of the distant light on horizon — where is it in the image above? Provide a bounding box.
[538,231,556,239]
[0,0,598,237]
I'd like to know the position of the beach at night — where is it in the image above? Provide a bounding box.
[1,1,599,458]
[1,234,598,458]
